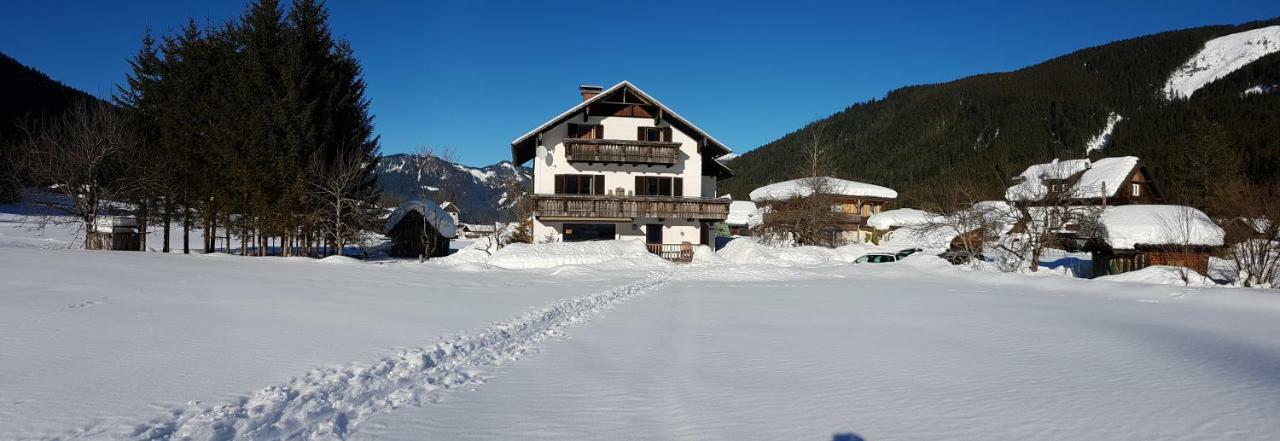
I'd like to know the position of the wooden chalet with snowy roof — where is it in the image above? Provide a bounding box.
[749,176,898,244]
[1005,156,1162,206]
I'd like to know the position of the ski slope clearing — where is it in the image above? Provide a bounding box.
[1164,25,1280,99]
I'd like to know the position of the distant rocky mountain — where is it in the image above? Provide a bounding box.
[375,153,530,224]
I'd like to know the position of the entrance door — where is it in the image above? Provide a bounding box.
[563,223,617,242]
[646,224,663,244]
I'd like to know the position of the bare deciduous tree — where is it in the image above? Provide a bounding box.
[753,177,846,247]
[1212,181,1280,288]
[409,145,458,204]
[502,173,533,245]
[307,150,379,257]
[19,102,136,249]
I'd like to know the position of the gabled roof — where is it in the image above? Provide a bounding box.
[1006,156,1144,202]
[385,200,458,239]
[510,81,733,166]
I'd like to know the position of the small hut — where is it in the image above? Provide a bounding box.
[88,216,142,251]
[1089,205,1224,276]
[385,201,459,258]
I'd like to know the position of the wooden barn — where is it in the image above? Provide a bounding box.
[384,201,459,259]
[1088,205,1224,277]
[87,216,142,251]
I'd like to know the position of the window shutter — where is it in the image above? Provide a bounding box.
[594,175,604,195]
[637,127,646,141]
[635,176,645,196]
[593,124,603,139]
[555,175,565,194]
[674,178,683,197]
[658,177,670,196]
[662,127,672,142]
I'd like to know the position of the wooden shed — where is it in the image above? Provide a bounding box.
[87,216,142,251]
[384,201,459,259]
[1088,205,1224,277]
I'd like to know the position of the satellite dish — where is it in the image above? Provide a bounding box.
[536,144,552,165]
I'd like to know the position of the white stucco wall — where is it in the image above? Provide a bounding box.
[530,115,711,197]
[533,218,702,245]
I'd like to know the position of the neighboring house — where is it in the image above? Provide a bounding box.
[439,201,461,225]
[88,216,141,251]
[459,223,499,239]
[725,200,758,236]
[510,81,734,261]
[749,177,898,244]
[1006,156,1161,205]
[1088,205,1224,276]
[384,200,458,258]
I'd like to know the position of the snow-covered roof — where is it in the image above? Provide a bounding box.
[1074,156,1139,199]
[725,201,758,226]
[1100,205,1224,249]
[749,177,898,202]
[384,200,459,239]
[1006,157,1139,201]
[92,216,139,234]
[1164,25,1280,99]
[1005,159,1091,201]
[866,208,934,231]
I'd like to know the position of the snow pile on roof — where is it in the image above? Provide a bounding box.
[1005,159,1091,201]
[92,216,138,233]
[749,177,897,202]
[717,238,849,266]
[867,208,935,230]
[384,200,458,238]
[1085,112,1124,154]
[725,201,758,227]
[485,240,671,270]
[1164,25,1280,99]
[1097,265,1217,286]
[1006,157,1139,201]
[1074,156,1139,199]
[1101,205,1224,249]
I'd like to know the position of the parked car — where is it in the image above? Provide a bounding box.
[895,248,923,259]
[939,250,980,265]
[854,253,899,264]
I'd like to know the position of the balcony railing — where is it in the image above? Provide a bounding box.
[564,138,680,166]
[647,243,694,262]
[533,194,730,221]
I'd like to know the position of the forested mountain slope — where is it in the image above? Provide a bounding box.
[723,18,1280,207]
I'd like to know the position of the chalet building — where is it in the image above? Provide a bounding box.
[749,177,898,244]
[384,200,458,259]
[1005,156,1161,206]
[1088,205,1224,276]
[439,201,461,225]
[724,200,758,236]
[510,81,734,260]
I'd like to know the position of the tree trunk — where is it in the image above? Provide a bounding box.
[162,204,171,253]
[182,206,191,254]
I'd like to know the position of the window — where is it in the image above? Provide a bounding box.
[563,223,616,242]
[1131,183,1141,197]
[554,174,606,195]
[568,123,603,139]
[635,176,683,197]
[645,224,663,244]
[637,126,671,142]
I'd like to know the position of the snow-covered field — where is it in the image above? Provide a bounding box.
[2,215,1279,440]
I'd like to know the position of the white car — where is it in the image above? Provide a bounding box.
[854,253,899,264]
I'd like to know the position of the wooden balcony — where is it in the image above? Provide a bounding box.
[532,194,730,221]
[647,243,694,262]
[563,138,680,166]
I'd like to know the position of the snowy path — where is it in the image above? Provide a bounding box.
[354,261,1280,440]
[116,270,674,440]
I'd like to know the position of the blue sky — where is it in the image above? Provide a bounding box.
[2,1,1276,166]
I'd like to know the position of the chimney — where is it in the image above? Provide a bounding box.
[579,84,603,102]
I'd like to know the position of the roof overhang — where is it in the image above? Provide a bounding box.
[511,81,732,165]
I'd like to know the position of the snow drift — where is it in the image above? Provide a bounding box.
[484,240,671,270]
